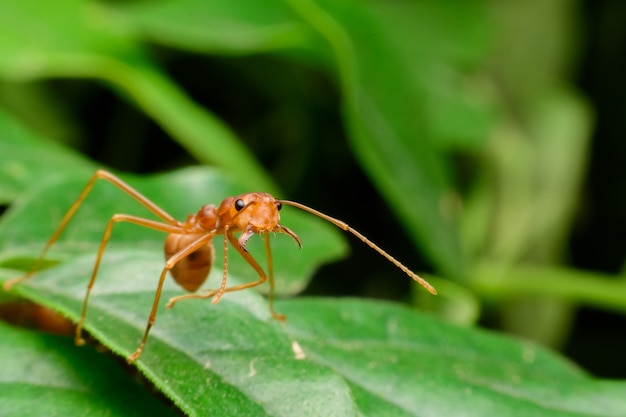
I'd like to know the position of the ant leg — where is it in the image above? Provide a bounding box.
[75,215,185,347]
[4,170,181,291]
[263,233,284,321]
[165,230,232,308]
[3,174,104,291]
[166,233,286,321]
[212,229,232,304]
[127,231,216,363]
[126,265,170,363]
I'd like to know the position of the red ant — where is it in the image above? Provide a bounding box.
[4,170,436,362]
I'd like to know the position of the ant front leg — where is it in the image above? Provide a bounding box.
[222,232,285,321]
[165,228,232,309]
[127,231,216,363]
[165,231,285,321]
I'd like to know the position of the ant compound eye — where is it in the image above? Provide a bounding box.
[276,202,282,211]
[235,199,245,211]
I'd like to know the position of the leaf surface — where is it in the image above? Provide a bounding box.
[0,109,95,203]
[2,253,624,416]
[111,0,309,54]
[0,0,275,190]
[0,317,178,417]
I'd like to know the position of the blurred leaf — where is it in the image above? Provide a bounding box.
[526,89,593,261]
[2,256,625,416]
[480,123,535,263]
[478,89,592,266]
[0,320,178,417]
[286,0,494,280]
[488,0,581,104]
[0,109,95,203]
[0,0,274,190]
[474,263,626,316]
[0,81,79,147]
[364,0,494,149]
[0,0,135,78]
[468,87,593,346]
[109,0,310,54]
[413,275,482,326]
[496,89,592,346]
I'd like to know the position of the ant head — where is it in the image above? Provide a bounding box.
[219,192,282,233]
[218,193,301,250]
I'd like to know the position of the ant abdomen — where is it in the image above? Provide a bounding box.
[165,233,214,292]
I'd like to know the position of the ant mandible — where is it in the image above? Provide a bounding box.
[3,170,436,363]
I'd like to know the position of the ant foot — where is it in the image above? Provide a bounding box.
[272,312,287,322]
[127,350,142,364]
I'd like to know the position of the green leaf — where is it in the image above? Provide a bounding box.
[2,253,624,416]
[0,320,178,417]
[285,0,494,280]
[109,0,311,54]
[0,0,140,79]
[285,298,626,417]
[0,109,95,203]
[2,253,359,417]
[361,0,494,150]
[473,263,626,315]
[0,0,275,191]
[0,167,347,295]
[526,89,593,261]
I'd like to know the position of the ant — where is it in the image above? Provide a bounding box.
[3,170,436,363]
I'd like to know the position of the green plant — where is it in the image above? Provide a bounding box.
[0,0,625,416]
